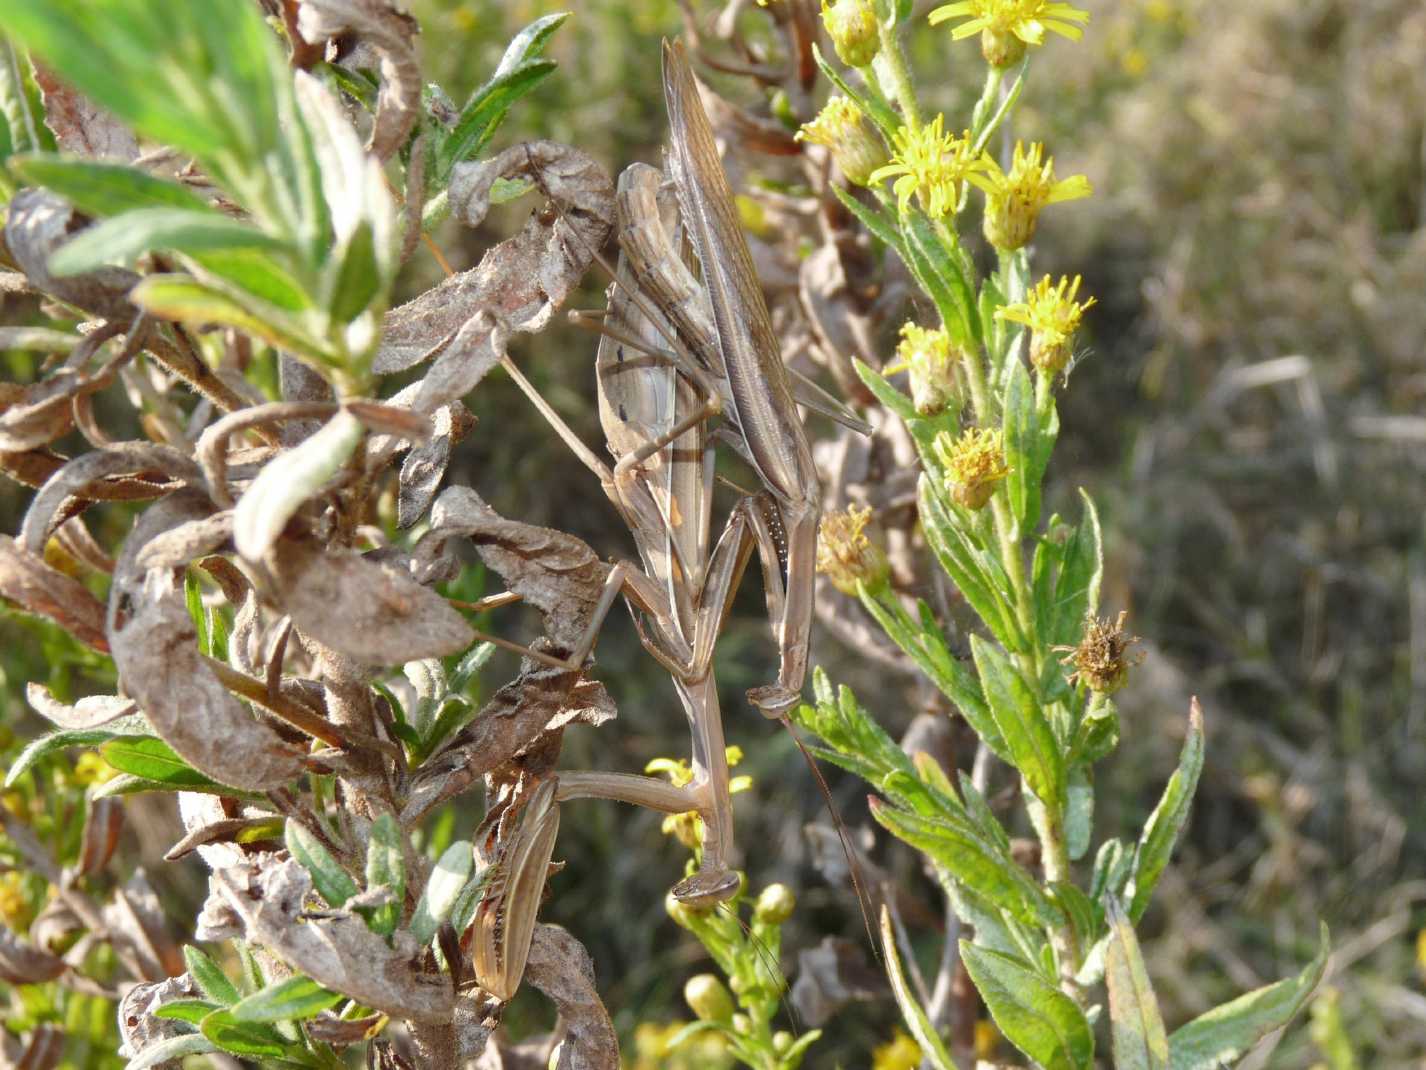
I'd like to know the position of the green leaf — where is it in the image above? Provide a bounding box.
[1049,491,1102,647]
[199,1007,289,1058]
[880,906,960,1070]
[9,155,212,215]
[971,635,1064,807]
[124,1034,220,1070]
[101,736,224,788]
[0,39,51,161]
[853,356,916,421]
[285,820,358,909]
[410,839,473,944]
[917,475,1023,649]
[956,770,1011,852]
[1002,358,1057,532]
[233,408,364,561]
[1127,699,1204,921]
[363,812,405,938]
[1065,765,1093,861]
[191,248,313,312]
[1105,897,1169,1070]
[184,568,208,653]
[184,945,239,1005]
[130,273,326,362]
[870,798,1053,927]
[47,206,288,277]
[791,671,921,796]
[899,208,980,349]
[229,974,343,1023]
[325,218,380,323]
[811,42,900,137]
[961,943,1094,1070]
[1168,923,1330,1070]
[5,716,149,787]
[831,183,902,252]
[90,773,262,801]
[440,53,558,175]
[152,998,221,1025]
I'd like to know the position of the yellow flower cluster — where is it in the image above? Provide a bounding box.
[870,115,992,219]
[929,0,1091,66]
[933,427,1010,510]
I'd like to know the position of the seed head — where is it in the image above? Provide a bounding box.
[1056,610,1143,694]
[817,504,890,594]
[933,427,1009,510]
[798,96,888,186]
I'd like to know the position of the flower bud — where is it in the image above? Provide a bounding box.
[772,1031,794,1054]
[797,97,888,187]
[754,882,796,925]
[981,26,1027,68]
[821,0,880,68]
[932,428,1009,511]
[897,322,959,416]
[732,1013,752,1035]
[816,504,890,595]
[684,974,735,1022]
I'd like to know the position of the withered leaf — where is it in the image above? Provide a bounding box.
[266,538,473,665]
[1,1024,62,1070]
[109,496,305,791]
[102,869,183,981]
[0,535,110,651]
[375,140,612,377]
[789,936,885,1028]
[20,442,202,554]
[297,0,421,161]
[76,796,125,877]
[419,486,610,651]
[33,63,140,160]
[398,401,457,528]
[523,925,618,1070]
[133,510,234,570]
[116,973,200,1061]
[410,310,504,414]
[5,188,138,319]
[0,929,67,985]
[213,856,455,1024]
[24,682,136,730]
[304,1011,386,1048]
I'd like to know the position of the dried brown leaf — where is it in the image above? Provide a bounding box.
[523,925,618,1070]
[0,535,110,651]
[213,856,455,1023]
[116,974,200,1062]
[304,1011,386,1048]
[0,928,67,985]
[3,1024,63,1070]
[132,510,234,570]
[103,869,182,981]
[76,796,125,877]
[266,538,473,664]
[24,682,136,729]
[5,189,137,319]
[398,402,456,528]
[32,63,139,160]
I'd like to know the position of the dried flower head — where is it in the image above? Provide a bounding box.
[816,503,890,594]
[892,322,960,416]
[870,115,993,219]
[1056,610,1143,693]
[996,274,1097,376]
[933,427,1009,510]
[821,0,880,67]
[970,140,1092,250]
[797,96,888,186]
[928,0,1091,67]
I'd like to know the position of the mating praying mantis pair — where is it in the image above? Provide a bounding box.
[468,40,864,1002]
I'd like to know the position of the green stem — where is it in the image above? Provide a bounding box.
[873,15,920,127]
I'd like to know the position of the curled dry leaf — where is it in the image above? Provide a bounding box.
[420,486,610,651]
[403,665,614,824]
[213,856,455,1024]
[116,973,200,1061]
[19,441,202,553]
[32,62,140,160]
[102,869,183,981]
[108,495,305,791]
[398,402,459,528]
[0,1024,62,1070]
[133,510,234,570]
[53,515,115,574]
[76,796,125,877]
[0,442,178,502]
[304,1010,387,1048]
[25,682,137,730]
[789,936,885,1027]
[297,0,422,161]
[0,535,110,651]
[4,189,138,319]
[0,928,67,985]
[265,538,474,664]
[375,140,613,378]
[522,925,618,1070]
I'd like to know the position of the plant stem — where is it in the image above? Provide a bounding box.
[874,16,920,127]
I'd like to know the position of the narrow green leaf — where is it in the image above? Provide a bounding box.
[5,717,149,787]
[880,906,960,1069]
[1127,699,1205,921]
[124,1033,220,1070]
[831,184,903,252]
[1065,765,1093,861]
[229,974,343,1023]
[811,42,900,137]
[91,773,264,802]
[961,942,1094,1070]
[130,274,326,362]
[190,248,312,313]
[900,208,980,348]
[918,475,1023,649]
[1105,897,1169,1070]
[440,58,556,174]
[853,356,916,421]
[491,12,569,79]
[1047,881,1099,952]
[1168,923,1330,1070]
[956,770,1011,852]
[410,839,473,944]
[184,568,208,654]
[184,945,239,1005]
[0,39,50,160]
[9,155,211,215]
[101,736,223,788]
[48,207,289,276]
[970,635,1064,807]
[325,218,379,323]
[1049,491,1102,646]
[199,1007,289,1058]
[870,798,1054,927]
[233,408,364,561]
[1002,358,1055,532]
[364,812,405,938]
[285,820,358,909]
[152,998,221,1025]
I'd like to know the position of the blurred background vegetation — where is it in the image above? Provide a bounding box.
[2,0,1423,1065]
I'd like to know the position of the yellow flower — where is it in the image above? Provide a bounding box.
[872,1029,923,1070]
[797,96,888,186]
[970,140,1092,250]
[996,274,1096,376]
[648,749,748,849]
[73,751,118,786]
[816,504,890,595]
[929,0,1091,66]
[933,427,1009,510]
[890,322,960,415]
[869,115,992,219]
[0,871,31,931]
